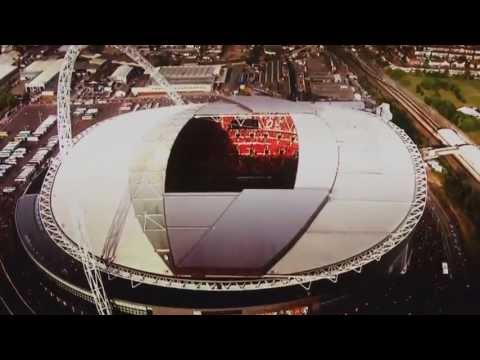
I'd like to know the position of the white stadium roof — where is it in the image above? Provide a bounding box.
[48,97,420,278]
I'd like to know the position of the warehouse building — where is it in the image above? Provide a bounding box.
[22,59,63,93]
[156,64,223,85]
[0,51,20,89]
[110,64,133,84]
[0,64,18,90]
[131,65,225,96]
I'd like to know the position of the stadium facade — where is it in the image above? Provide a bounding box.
[16,96,427,315]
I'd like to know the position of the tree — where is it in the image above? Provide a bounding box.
[416,84,424,96]
[391,105,421,144]
[0,90,17,113]
[389,68,407,81]
[423,96,457,120]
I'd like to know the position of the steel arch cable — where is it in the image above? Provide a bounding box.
[40,105,428,295]
[55,45,185,315]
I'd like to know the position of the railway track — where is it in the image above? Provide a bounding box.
[332,47,480,183]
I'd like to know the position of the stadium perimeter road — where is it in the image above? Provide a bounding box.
[0,196,36,314]
[0,256,35,314]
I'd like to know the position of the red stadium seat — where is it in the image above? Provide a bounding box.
[217,115,298,160]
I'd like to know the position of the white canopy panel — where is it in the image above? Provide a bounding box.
[268,105,415,274]
[48,99,418,277]
[224,95,315,114]
[51,104,201,276]
[292,113,339,190]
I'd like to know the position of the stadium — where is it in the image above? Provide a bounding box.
[15,95,427,315]
[14,46,427,315]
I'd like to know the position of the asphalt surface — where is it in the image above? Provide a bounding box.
[0,256,35,315]
[428,185,471,285]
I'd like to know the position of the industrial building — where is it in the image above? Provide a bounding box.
[310,82,356,101]
[22,59,63,93]
[306,55,357,101]
[131,83,214,96]
[131,65,225,95]
[307,56,335,81]
[157,64,222,85]
[0,51,19,89]
[0,64,17,89]
[75,57,108,75]
[109,64,133,84]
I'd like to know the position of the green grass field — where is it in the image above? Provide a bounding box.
[467,130,480,144]
[388,70,480,144]
[397,73,480,108]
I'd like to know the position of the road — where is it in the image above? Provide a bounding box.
[0,256,35,314]
[0,102,125,314]
[330,45,477,300]
[428,188,469,284]
[0,295,13,314]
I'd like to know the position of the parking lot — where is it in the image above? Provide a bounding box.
[0,92,220,196]
[0,105,56,188]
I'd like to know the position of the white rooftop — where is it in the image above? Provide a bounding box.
[156,65,222,80]
[437,128,467,146]
[110,64,133,82]
[0,51,20,66]
[457,106,480,119]
[24,59,60,73]
[0,64,16,82]
[25,59,63,89]
[459,145,480,177]
[49,99,418,277]
[131,83,213,96]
